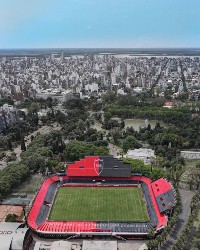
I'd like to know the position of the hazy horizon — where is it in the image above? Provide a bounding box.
[1,47,200,50]
[1,48,200,57]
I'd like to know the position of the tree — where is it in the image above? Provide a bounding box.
[122,135,142,153]
[55,110,66,124]
[64,140,109,161]
[26,112,39,127]
[194,239,200,249]
[187,165,200,190]
[5,213,18,222]
[101,91,117,104]
[6,152,17,162]
[111,128,121,144]
[29,102,39,115]
[167,162,184,187]
[21,137,26,151]
[120,119,125,129]
[0,163,30,198]
[0,97,14,107]
[94,112,102,122]
[63,97,85,110]
[123,158,165,180]
[7,138,12,150]
[148,228,156,239]
[40,115,49,124]
[46,97,53,109]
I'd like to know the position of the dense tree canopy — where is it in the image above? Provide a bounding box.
[123,158,165,180]
[21,131,64,172]
[122,135,142,152]
[104,104,191,125]
[64,140,109,161]
[0,163,30,198]
[0,97,14,107]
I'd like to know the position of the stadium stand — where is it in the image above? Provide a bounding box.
[63,178,139,185]
[36,181,57,226]
[151,178,173,196]
[131,176,168,230]
[156,190,176,213]
[151,178,176,213]
[27,176,58,230]
[141,182,158,227]
[99,156,131,177]
[67,156,99,177]
[67,156,131,177]
[37,221,97,232]
[36,221,153,234]
[96,222,153,234]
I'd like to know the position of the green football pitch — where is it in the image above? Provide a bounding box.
[49,187,149,222]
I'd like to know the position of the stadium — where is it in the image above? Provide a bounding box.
[27,156,176,239]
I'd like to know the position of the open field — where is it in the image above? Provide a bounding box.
[16,174,43,194]
[181,159,200,182]
[49,187,149,222]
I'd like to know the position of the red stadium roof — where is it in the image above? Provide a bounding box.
[151,178,173,197]
[67,156,131,177]
[67,156,99,177]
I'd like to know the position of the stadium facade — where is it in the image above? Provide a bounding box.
[27,156,176,239]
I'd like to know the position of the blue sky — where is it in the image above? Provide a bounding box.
[0,0,200,48]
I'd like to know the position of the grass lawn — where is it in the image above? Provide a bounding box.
[16,174,43,194]
[49,187,149,222]
[181,159,200,182]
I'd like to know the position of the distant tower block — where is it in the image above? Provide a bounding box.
[51,54,55,61]
[61,51,64,62]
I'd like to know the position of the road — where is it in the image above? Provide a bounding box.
[108,143,121,158]
[161,188,195,250]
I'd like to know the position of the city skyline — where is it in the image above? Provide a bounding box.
[0,0,200,49]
